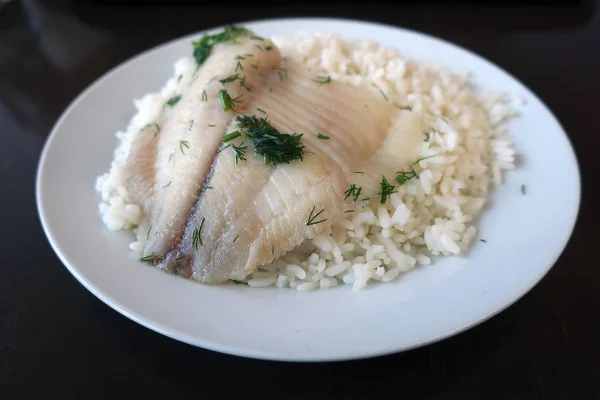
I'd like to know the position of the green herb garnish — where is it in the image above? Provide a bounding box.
[235,115,304,165]
[233,235,240,243]
[140,253,155,264]
[395,156,436,185]
[424,131,431,142]
[313,75,332,85]
[168,153,174,162]
[146,226,151,240]
[166,95,181,107]
[192,217,205,250]
[256,108,266,114]
[219,89,243,111]
[235,61,243,72]
[378,176,397,205]
[353,171,364,174]
[250,35,264,41]
[239,75,253,92]
[162,181,171,188]
[219,74,239,84]
[202,90,207,102]
[192,25,253,66]
[222,131,242,142]
[307,205,327,226]
[521,184,526,195]
[189,120,194,130]
[179,140,190,155]
[254,44,264,51]
[378,89,388,101]
[316,133,330,140]
[265,45,273,51]
[231,142,248,165]
[344,210,355,213]
[480,239,487,243]
[344,184,363,202]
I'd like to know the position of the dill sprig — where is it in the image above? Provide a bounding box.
[179,140,190,155]
[146,226,151,240]
[307,205,327,226]
[162,181,171,188]
[142,123,161,138]
[192,25,253,66]
[166,95,181,107]
[235,115,304,165]
[423,131,431,142]
[344,210,355,213]
[395,156,435,185]
[219,89,243,111]
[257,108,266,114]
[139,253,155,264]
[233,235,240,243]
[344,184,363,202]
[235,61,243,72]
[378,176,397,205]
[179,140,190,156]
[222,131,241,142]
[231,142,248,165]
[239,75,253,92]
[316,133,330,140]
[313,75,332,85]
[219,74,239,84]
[265,45,273,51]
[192,217,205,251]
[201,90,207,102]
[521,184,527,195]
[189,120,194,130]
[168,153,174,162]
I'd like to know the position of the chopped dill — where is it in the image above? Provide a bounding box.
[257,108,266,114]
[254,44,264,51]
[142,123,161,138]
[250,62,259,70]
[441,116,450,123]
[208,124,215,127]
[239,75,253,91]
[424,131,431,142]
[235,61,243,72]
[480,239,487,243]
[265,45,273,51]
[192,25,253,66]
[203,185,213,190]
[344,210,355,213]
[250,35,264,41]
[276,67,288,78]
[233,235,240,243]
[179,140,190,155]
[219,89,243,111]
[235,114,304,165]
[168,153,174,162]
[162,181,171,188]
[139,253,155,264]
[344,184,363,202]
[175,255,185,261]
[395,156,436,185]
[353,171,364,174]
[272,245,275,255]
[378,89,388,101]
[189,120,194,130]
[244,53,253,57]
[235,54,245,60]
[378,176,397,205]
[395,104,412,111]
[521,184,527,195]
[177,74,183,82]
[313,75,332,85]
[219,74,239,84]
[316,133,330,140]
[166,95,181,107]
[231,142,248,165]
[222,131,242,142]
[146,226,151,240]
[202,90,207,102]
[306,205,327,226]
[192,217,205,250]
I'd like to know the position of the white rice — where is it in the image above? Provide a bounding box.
[95,32,522,291]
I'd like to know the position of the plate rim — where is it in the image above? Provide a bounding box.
[36,16,582,362]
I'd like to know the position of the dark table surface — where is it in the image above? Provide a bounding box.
[1,0,599,398]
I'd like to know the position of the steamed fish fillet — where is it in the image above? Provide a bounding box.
[124,121,163,213]
[168,58,394,284]
[142,37,281,257]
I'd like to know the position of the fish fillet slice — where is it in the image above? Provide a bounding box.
[172,59,395,283]
[143,37,281,258]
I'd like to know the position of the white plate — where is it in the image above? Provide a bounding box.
[36,18,581,361]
